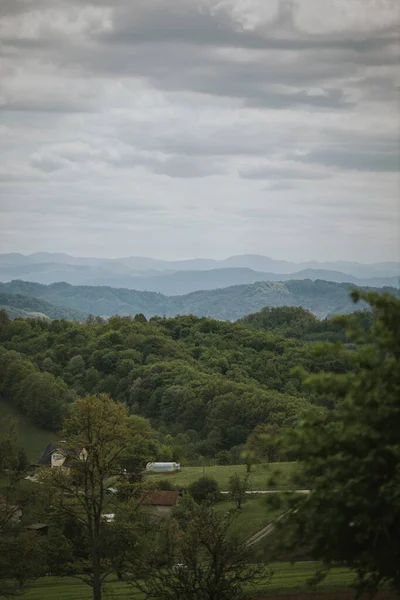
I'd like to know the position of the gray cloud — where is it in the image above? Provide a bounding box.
[0,0,399,262]
[245,88,352,110]
[30,155,69,173]
[2,0,398,113]
[148,156,223,178]
[298,147,400,172]
[100,0,398,54]
[111,152,223,178]
[28,144,223,178]
[239,164,330,181]
[266,181,297,191]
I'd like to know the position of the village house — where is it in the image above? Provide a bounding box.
[141,490,180,517]
[36,443,87,469]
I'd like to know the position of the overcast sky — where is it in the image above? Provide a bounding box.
[0,0,399,262]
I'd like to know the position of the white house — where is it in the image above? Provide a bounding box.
[37,443,87,469]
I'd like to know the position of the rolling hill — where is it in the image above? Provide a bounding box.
[0,292,87,321]
[1,279,398,321]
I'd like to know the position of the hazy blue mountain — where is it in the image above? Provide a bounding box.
[297,261,400,279]
[1,279,398,321]
[1,253,398,280]
[0,261,397,293]
[287,269,398,287]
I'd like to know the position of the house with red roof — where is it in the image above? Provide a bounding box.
[141,490,180,517]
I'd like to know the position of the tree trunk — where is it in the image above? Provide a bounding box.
[92,547,102,600]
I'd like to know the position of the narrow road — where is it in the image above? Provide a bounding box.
[245,511,290,547]
[245,521,276,547]
[220,490,310,495]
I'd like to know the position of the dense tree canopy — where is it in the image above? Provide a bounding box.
[42,394,157,600]
[283,291,400,594]
[0,294,398,598]
[133,504,269,600]
[0,307,357,456]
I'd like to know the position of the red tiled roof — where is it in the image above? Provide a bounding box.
[141,491,179,507]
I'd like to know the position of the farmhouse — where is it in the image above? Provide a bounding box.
[141,490,180,517]
[37,443,87,469]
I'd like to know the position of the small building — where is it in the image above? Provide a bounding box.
[37,443,87,469]
[141,491,180,517]
[146,462,181,473]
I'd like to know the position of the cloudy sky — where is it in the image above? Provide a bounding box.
[0,0,399,262]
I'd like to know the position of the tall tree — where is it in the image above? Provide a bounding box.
[0,418,38,597]
[284,291,400,594]
[0,417,28,530]
[42,393,156,600]
[0,531,47,595]
[228,473,249,510]
[133,505,269,600]
[246,424,282,463]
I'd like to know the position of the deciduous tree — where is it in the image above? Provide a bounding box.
[133,505,269,600]
[42,393,156,600]
[284,291,400,594]
[228,473,249,510]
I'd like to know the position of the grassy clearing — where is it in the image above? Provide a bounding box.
[250,561,356,596]
[214,494,284,540]
[0,397,57,463]
[145,462,298,491]
[18,562,355,600]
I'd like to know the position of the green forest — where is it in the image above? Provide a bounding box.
[0,304,360,461]
[0,291,399,600]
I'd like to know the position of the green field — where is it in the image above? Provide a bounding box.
[214,494,283,540]
[146,462,299,491]
[0,397,57,463]
[15,562,355,600]
[254,561,356,594]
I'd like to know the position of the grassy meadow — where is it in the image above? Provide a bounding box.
[214,493,284,540]
[17,562,356,600]
[0,397,57,463]
[145,461,299,491]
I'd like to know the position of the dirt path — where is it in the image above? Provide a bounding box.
[245,511,288,547]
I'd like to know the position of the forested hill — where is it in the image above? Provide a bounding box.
[0,292,87,321]
[0,279,398,320]
[0,306,356,455]
[239,305,373,341]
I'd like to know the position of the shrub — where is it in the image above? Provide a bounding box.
[157,479,176,491]
[216,450,231,465]
[187,476,220,504]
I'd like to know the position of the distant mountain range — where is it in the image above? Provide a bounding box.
[1,279,398,322]
[0,253,398,293]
